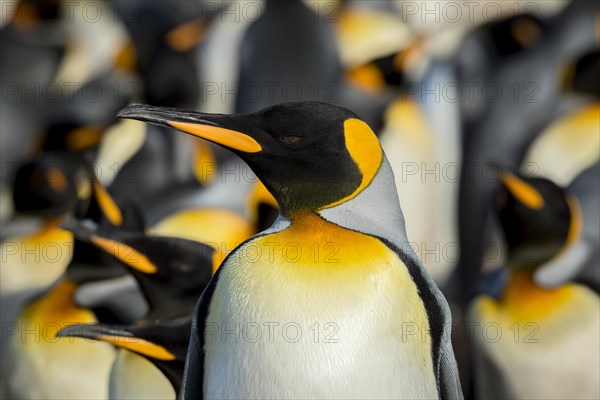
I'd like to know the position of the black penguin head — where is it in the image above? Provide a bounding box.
[561,49,600,97]
[113,0,223,109]
[39,72,137,153]
[63,220,214,320]
[117,102,383,217]
[57,317,191,394]
[144,46,200,109]
[486,14,543,56]
[12,154,78,217]
[496,172,580,269]
[40,123,104,153]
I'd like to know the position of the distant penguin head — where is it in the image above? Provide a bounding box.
[40,123,105,153]
[496,171,581,269]
[144,45,200,109]
[561,49,600,97]
[100,234,214,291]
[63,219,214,319]
[117,102,383,218]
[12,155,78,217]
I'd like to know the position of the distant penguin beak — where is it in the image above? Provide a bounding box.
[60,220,158,274]
[57,323,176,361]
[117,104,262,153]
[57,322,129,341]
[91,180,124,226]
[90,235,159,274]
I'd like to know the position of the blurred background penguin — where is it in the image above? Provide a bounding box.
[469,170,599,399]
[1,0,598,399]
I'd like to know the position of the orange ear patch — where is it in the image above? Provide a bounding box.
[320,118,382,209]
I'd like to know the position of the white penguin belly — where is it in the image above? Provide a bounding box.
[6,281,114,399]
[471,281,600,400]
[204,214,438,399]
[109,350,175,400]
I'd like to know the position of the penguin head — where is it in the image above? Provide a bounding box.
[486,14,543,56]
[63,220,214,319]
[561,49,600,97]
[39,73,137,154]
[496,172,580,269]
[57,317,191,394]
[117,102,383,218]
[40,123,105,153]
[114,0,223,109]
[12,154,78,217]
[11,0,61,27]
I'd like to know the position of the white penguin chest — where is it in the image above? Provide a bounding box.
[471,277,600,400]
[203,215,438,399]
[109,350,175,400]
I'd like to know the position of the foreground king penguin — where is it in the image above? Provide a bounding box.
[117,102,463,399]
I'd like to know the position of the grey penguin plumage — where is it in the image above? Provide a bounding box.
[452,0,599,305]
[235,0,391,133]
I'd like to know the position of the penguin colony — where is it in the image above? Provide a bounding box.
[1,1,598,399]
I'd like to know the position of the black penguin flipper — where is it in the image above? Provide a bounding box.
[421,275,464,400]
[438,343,464,400]
[383,238,464,399]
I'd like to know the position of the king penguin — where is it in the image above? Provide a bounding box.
[118,101,463,399]
[469,171,600,399]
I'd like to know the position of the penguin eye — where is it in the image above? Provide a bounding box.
[279,135,303,144]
